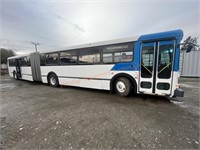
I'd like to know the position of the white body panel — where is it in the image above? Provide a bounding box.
[20,67,33,81]
[8,66,33,81]
[155,71,179,97]
[8,63,177,96]
[41,65,139,90]
[8,67,15,77]
[171,72,179,97]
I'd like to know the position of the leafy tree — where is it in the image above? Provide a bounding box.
[181,36,199,53]
[0,48,16,64]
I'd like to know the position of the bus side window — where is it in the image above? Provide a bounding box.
[21,57,28,66]
[9,59,15,66]
[103,53,113,63]
[46,53,59,65]
[78,48,100,64]
[27,56,30,66]
[21,57,30,66]
[103,42,134,63]
[114,51,133,62]
[40,54,46,66]
[60,51,77,64]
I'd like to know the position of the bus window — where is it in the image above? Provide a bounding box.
[9,59,15,66]
[46,53,59,65]
[103,53,113,63]
[79,48,100,64]
[40,54,46,66]
[141,46,154,78]
[60,51,77,64]
[114,51,133,62]
[27,56,30,66]
[103,43,133,63]
[21,57,30,66]
[21,57,25,66]
[158,44,174,79]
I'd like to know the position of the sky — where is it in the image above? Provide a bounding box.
[0,0,199,54]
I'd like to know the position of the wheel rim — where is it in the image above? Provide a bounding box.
[116,81,126,93]
[50,77,56,85]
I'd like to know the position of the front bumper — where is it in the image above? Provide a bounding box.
[174,89,184,97]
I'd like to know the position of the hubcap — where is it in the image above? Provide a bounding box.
[116,81,126,93]
[50,77,56,85]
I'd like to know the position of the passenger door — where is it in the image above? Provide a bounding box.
[15,59,22,79]
[139,40,175,96]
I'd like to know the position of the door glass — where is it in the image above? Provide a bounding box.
[158,44,174,79]
[141,46,154,78]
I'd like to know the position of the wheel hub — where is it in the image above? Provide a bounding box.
[50,77,56,85]
[116,81,126,93]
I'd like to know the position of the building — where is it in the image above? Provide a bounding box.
[179,50,200,77]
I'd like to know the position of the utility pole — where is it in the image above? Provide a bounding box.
[31,42,40,52]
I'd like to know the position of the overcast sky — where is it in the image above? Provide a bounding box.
[0,0,199,54]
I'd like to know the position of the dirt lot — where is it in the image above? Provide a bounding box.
[0,75,199,149]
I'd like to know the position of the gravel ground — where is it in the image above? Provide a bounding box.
[0,75,199,149]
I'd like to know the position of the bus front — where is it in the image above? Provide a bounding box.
[138,29,184,97]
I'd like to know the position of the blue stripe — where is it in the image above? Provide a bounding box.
[138,29,183,42]
[111,30,183,72]
[111,41,140,71]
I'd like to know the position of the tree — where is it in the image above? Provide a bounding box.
[181,36,199,53]
[0,48,16,64]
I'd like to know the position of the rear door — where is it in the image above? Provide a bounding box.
[15,59,22,79]
[139,40,175,96]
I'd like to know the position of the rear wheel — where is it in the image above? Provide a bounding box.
[115,77,132,97]
[13,71,17,79]
[48,73,59,87]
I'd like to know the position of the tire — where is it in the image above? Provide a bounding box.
[48,73,59,87]
[13,71,17,79]
[114,77,132,97]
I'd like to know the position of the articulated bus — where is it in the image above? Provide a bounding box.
[8,30,185,97]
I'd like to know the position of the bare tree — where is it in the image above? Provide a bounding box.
[181,36,199,53]
[0,48,16,64]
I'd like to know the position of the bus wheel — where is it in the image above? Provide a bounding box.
[48,74,59,87]
[13,71,17,79]
[115,77,132,97]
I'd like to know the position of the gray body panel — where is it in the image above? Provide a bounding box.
[30,52,42,81]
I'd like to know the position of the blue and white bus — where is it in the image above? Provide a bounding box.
[8,29,185,97]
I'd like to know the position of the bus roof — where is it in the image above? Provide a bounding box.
[40,36,139,54]
[8,36,139,60]
[8,29,183,59]
[8,53,30,60]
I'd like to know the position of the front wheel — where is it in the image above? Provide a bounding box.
[115,77,132,97]
[48,74,59,87]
